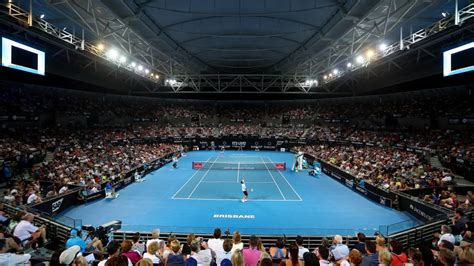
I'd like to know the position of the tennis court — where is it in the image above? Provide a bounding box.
[172,155,302,201]
[57,150,420,235]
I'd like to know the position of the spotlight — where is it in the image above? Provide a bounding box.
[97,43,105,51]
[131,62,136,68]
[356,55,365,64]
[347,62,352,68]
[40,14,45,19]
[138,65,143,71]
[366,49,375,58]
[332,69,339,75]
[119,56,127,63]
[379,43,387,51]
[106,49,119,60]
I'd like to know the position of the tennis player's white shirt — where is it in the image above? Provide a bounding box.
[13,220,38,241]
[241,183,247,192]
[208,238,224,253]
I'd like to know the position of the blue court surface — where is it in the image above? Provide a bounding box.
[57,151,420,235]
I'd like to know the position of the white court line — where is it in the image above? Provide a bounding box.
[265,156,303,201]
[201,181,274,184]
[171,157,212,199]
[261,157,286,200]
[187,156,220,199]
[172,197,301,202]
[237,162,240,182]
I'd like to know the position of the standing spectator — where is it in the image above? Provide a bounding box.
[331,235,349,263]
[231,231,243,253]
[132,232,146,255]
[452,209,467,243]
[215,239,233,266]
[348,249,362,266]
[361,240,378,266]
[354,233,366,255]
[190,238,212,266]
[208,228,224,254]
[281,243,303,266]
[303,252,318,266]
[389,240,407,266]
[316,246,332,266]
[99,241,133,266]
[232,250,244,266]
[121,240,141,265]
[377,250,391,266]
[166,240,185,266]
[295,235,309,260]
[243,235,261,266]
[146,229,164,248]
[182,234,195,256]
[143,241,162,266]
[269,238,287,260]
[375,236,387,253]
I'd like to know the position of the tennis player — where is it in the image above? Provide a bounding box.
[241,178,248,202]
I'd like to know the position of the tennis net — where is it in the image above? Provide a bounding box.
[192,161,286,171]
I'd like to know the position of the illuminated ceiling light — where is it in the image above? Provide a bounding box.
[150,73,154,77]
[379,43,387,51]
[366,49,375,59]
[356,55,364,64]
[97,43,105,51]
[347,62,352,68]
[131,62,136,67]
[442,12,449,18]
[137,65,143,71]
[323,75,328,80]
[106,48,119,60]
[329,73,333,78]
[145,69,150,74]
[40,14,45,19]
[155,74,160,79]
[63,27,67,31]
[332,69,339,75]
[119,56,127,63]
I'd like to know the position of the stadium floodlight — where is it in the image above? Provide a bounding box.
[119,56,126,63]
[356,55,364,64]
[328,73,333,78]
[332,69,339,75]
[145,69,150,74]
[40,14,45,19]
[347,62,352,68]
[131,62,136,68]
[323,75,328,80]
[379,43,387,51]
[97,43,105,51]
[137,65,143,71]
[106,48,119,60]
[366,49,375,59]
[155,74,160,79]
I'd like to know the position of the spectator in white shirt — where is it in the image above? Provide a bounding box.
[208,228,224,254]
[0,237,31,266]
[190,238,212,266]
[26,191,40,204]
[216,239,233,266]
[295,235,309,260]
[146,229,164,248]
[231,231,244,253]
[437,225,455,246]
[13,213,47,247]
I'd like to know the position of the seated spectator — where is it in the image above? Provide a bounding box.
[281,242,303,266]
[99,240,133,266]
[295,235,309,260]
[457,244,474,264]
[166,240,185,266]
[243,235,261,266]
[438,248,456,266]
[331,235,349,263]
[163,234,178,260]
[215,239,232,266]
[105,255,129,266]
[137,258,154,266]
[375,236,387,252]
[302,252,318,266]
[231,231,243,253]
[132,232,146,255]
[26,190,41,204]
[361,240,378,266]
[377,250,391,266]
[389,240,407,266]
[13,213,47,247]
[438,225,455,246]
[65,229,87,252]
[59,245,86,266]
[258,257,272,266]
[232,249,244,266]
[316,246,332,266]
[269,238,287,260]
[121,240,141,265]
[208,228,224,253]
[143,241,162,266]
[0,237,31,265]
[354,233,366,255]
